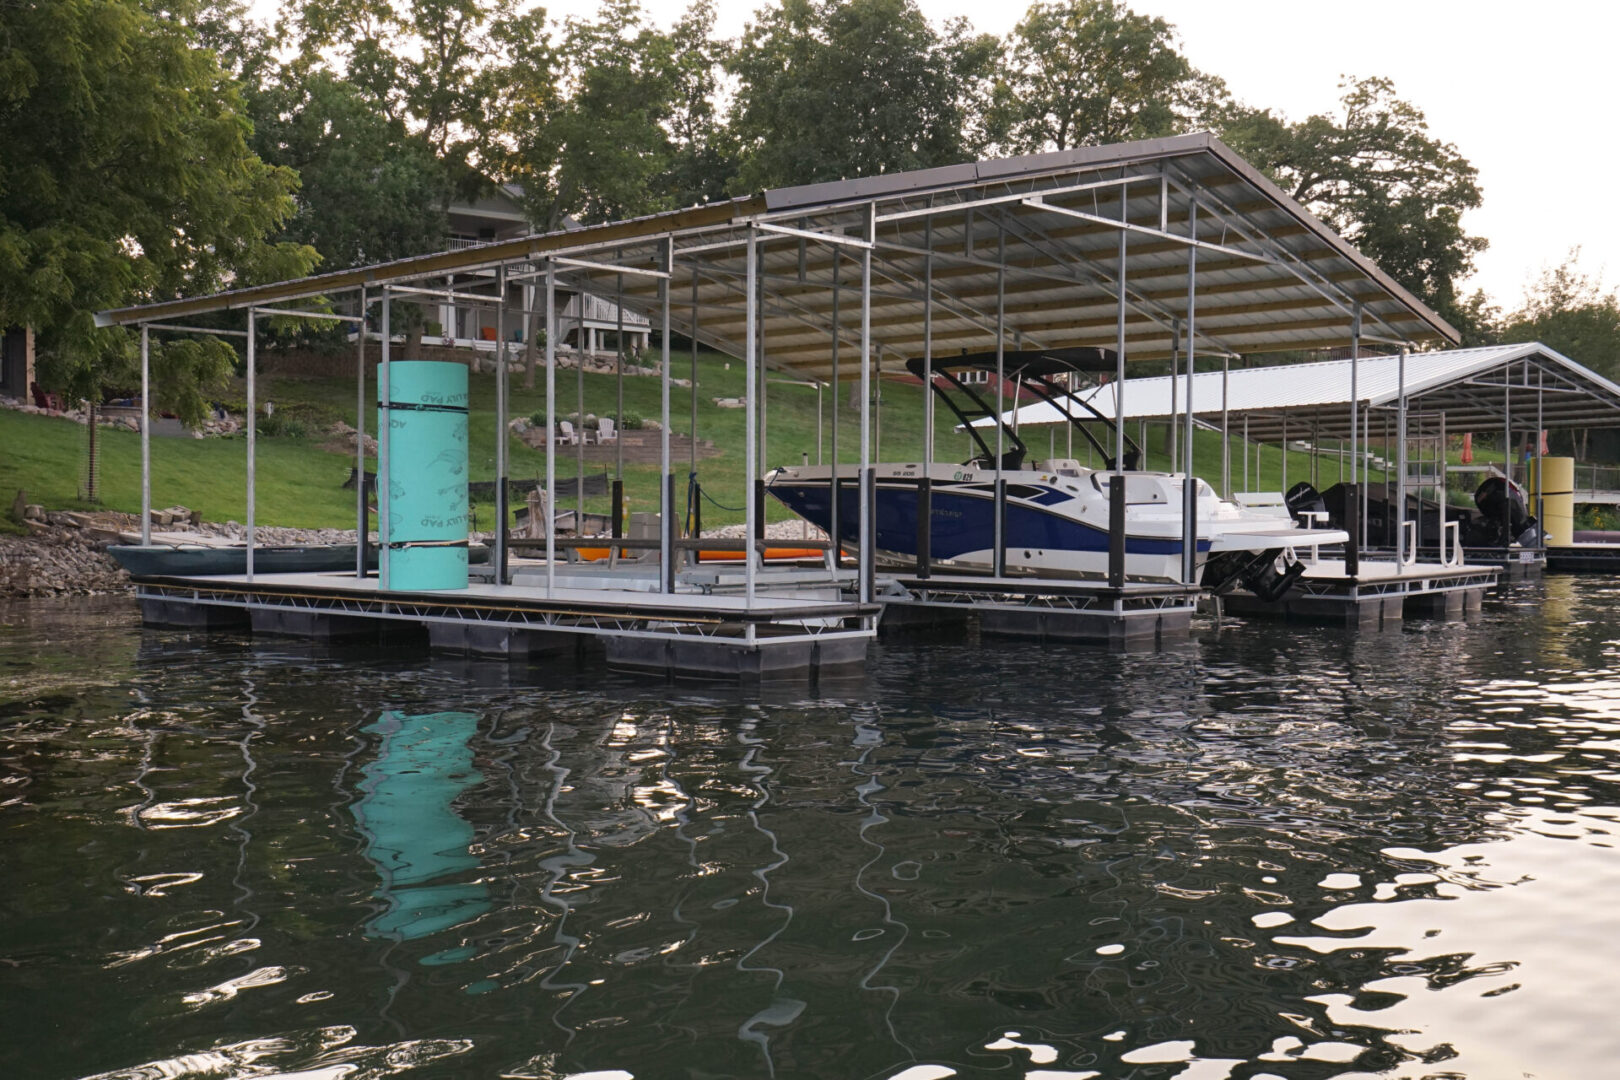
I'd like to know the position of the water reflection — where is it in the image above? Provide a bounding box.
[354,711,490,948]
[7,588,1620,1078]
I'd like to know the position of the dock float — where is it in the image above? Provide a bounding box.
[134,572,879,678]
[884,574,1198,647]
[1220,558,1498,629]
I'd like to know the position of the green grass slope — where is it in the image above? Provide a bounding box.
[2,348,1372,531]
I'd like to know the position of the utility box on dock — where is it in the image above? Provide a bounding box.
[380,361,469,591]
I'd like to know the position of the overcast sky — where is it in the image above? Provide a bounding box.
[264,0,1616,309]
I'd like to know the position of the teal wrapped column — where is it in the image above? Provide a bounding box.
[380,361,469,590]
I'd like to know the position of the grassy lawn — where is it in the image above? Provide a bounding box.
[3,347,1389,531]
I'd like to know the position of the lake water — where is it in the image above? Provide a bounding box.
[5,578,1620,1080]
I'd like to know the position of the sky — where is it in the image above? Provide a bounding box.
[260,0,1620,310]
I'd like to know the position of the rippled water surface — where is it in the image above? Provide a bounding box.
[6,577,1620,1079]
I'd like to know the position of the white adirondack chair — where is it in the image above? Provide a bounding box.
[597,417,618,444]
[555,420,592,446]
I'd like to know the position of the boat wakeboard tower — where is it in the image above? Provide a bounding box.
[765,347,1348,599]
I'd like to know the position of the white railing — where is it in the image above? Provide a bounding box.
[562,292,650,327]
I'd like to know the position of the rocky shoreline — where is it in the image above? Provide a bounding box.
[1,526,132,598]
[1,512,823,599]
[0,512,368,600]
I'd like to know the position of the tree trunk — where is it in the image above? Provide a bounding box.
[523,307,538,390]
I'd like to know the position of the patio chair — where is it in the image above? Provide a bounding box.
[554,420,592,446]
[597,417,617,444]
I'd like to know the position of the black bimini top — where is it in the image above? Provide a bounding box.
[910,346,1137,471]
[903,348,1118,382]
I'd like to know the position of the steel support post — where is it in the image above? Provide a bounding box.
[1281,413,1289,493]
[922,220,934,464]
[1503,374,1513,540]
[745,227,759,608]
[660,239,673,593]
[860,209,875,604]
[1346,306,1361,575]
[993,228,1006,578]
[1242,413,1249,492]
[1108,194,1128,589]
[919,219,933,579]
[379,289,391,586]
[355,286,367,577]
[830,252,841,569]
[1169,320,1179,469]
[616,274,625,486]
[495,267,509,583]
[1362,409,1371,552]
[1181,202,1198,585]
[544,263,557,597]
[690,269,700,512]
[1396,346,1409,565]
[1536,367,1545,544]
[575,294,585,532]
[246,309,257,581]
[757,264,767,473]
[139,324,151,545]
[1220,356,1230,497]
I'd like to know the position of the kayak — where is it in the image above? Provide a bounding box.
[109,543,490,577]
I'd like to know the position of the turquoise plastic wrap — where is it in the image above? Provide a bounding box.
[380,361,469,590]
[353,711,489,949]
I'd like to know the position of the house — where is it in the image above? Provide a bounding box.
[425,186,651,358]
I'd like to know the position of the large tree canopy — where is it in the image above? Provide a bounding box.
[726,0,999,193]
[1218,77,1486,335]
[6,0,1500,412]
[0,0,315,414]
[247,68,448,271]
[994,0,1207,153]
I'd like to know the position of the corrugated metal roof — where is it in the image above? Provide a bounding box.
[980,343,1620,439]
[98,133,1459,382]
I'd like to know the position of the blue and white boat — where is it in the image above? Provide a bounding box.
[766,349,1345,597]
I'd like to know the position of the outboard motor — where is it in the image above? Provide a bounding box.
[1284,482,1326,527]
[1470,476,1540,547]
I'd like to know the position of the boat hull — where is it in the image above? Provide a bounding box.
[768,473,1208,583]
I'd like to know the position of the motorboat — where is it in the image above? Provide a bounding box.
[765,348,1347,598]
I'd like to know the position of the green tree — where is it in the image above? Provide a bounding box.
[662,0,736,208]
[501,0,684,229]
[1218,77,1486,335]
[994,0,1204,153]
[1,0,315,419]
[247,69,448,270]
[1501,250,1620,380]
[726,0,999,192]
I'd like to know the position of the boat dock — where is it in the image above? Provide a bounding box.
[135,569,879,678]
[92,137,1620,678]
[1219,557,1497,629]
[885,573,1198,646]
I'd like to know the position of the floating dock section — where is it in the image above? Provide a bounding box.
[1221,557,1497,629]
[135,572,878,678]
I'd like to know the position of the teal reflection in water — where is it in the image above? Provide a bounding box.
[353,710,489,947]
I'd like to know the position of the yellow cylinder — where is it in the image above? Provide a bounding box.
[1531,456,1574,547]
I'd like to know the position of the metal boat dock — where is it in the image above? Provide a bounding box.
[135,570,878,677]
[96,134,1576,674]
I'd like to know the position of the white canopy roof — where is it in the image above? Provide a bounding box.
[979,343,1620,441]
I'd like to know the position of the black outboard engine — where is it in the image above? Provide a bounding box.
[1468,476,1540,547]
[1284,482,1326,527]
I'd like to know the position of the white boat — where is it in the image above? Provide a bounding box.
[765,349,1347,598]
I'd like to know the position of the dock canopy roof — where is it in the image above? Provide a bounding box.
[97,133,1457,383]
[981,343,1620,440]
